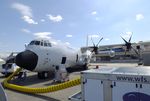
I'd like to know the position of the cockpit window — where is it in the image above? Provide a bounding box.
[29,41,40,46]
[41,42,43,46]
[29,40,52,47]
[34,41,40,45]
[44,42,48,46]
[44,41,51,47]
[47,43,51,47]
[29,41,35,45]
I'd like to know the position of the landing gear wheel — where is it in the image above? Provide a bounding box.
[37,72,48,79]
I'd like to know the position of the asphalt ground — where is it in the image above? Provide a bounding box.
[0,63,140,101]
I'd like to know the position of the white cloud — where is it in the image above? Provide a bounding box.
[66,34,73,38]
[21,28,31,33]
[22,16,38,24]
[136,14,144,21]
[57,40,61,42]
[91,11,102,21]
[105,38,110,41]
[88,34,100,38]
[51,41,57,45]
[12,3,38,24]
[95,17,100,21]
[12,2,32,17]
[91,11,97,15]
[65,42,70,46]
[34,32,52,39]
[121,32,132,38]
[126,31,132,35]
[47,14,63,22]
[41,19,45,22]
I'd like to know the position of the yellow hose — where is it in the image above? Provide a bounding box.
[3,68,81,93]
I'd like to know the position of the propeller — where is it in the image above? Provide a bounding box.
[121,34,139,56]
[90,37,103,54]
[121,35,132,51]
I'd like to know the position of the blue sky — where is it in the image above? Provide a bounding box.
[0,0,150,52]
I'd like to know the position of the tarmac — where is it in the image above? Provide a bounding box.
[0,63,142,101]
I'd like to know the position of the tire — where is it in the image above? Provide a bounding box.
[37,72,48,79]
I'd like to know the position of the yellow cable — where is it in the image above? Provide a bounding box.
[3,68,81,93]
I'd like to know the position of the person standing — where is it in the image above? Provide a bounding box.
[54,65,69,83]
[59,64,69,82]
[54,66,61,82]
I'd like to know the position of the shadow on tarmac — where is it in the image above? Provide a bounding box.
[30,94,60,101]
[6,89,60,101]
[9,74,54,86]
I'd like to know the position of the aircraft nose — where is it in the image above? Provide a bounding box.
[15,50,38,71]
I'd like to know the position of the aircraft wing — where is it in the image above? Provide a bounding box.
[80,46,94,53]
[0,52,19,62]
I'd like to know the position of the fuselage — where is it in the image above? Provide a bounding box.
[15,38,86,72]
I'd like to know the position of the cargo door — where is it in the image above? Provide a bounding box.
[112,81,138,101]
[83,79,103,101]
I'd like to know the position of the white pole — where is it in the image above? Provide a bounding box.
[86,34,89,47]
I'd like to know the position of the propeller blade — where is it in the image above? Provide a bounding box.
[96,37,103,47]
[91,37,95,47]
[129,34,132,42]
[121,36,128,44]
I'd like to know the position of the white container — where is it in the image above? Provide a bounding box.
[70,66,150,101]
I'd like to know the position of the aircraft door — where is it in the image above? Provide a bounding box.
[41,48,51,69]
[61,57,66,64]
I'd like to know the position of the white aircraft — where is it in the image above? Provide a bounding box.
[15,38,93,79]
[13,34,150,79]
